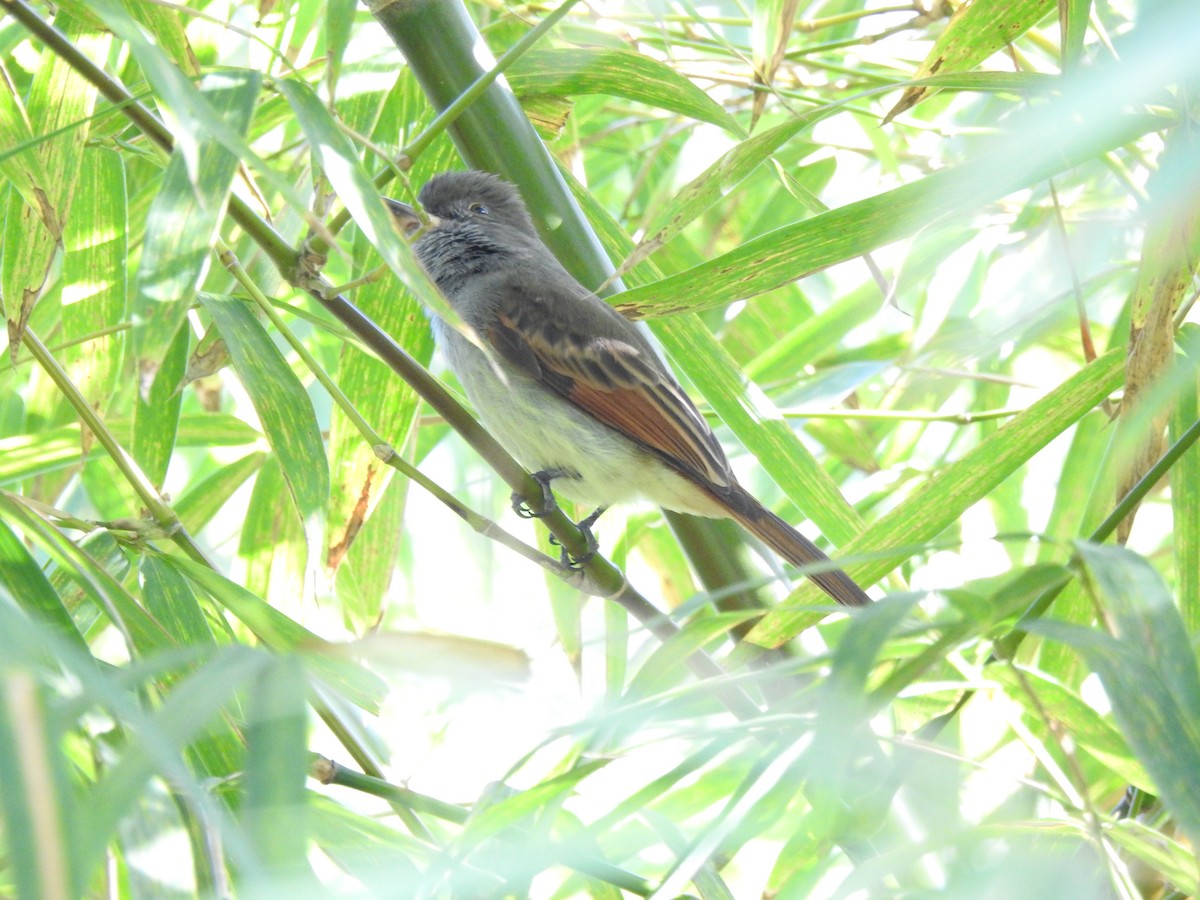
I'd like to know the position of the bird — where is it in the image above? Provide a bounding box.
[385,170,869,608]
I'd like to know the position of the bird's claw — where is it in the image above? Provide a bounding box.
[550,523,599,569]
[549,506,606,569]
[512,468,585,519]
[512,469,562,519]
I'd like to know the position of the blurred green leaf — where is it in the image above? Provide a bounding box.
[614,109,1165,319]
[0,517,88,653]
[163,555,387,714]
[243,655,312,875]
[1035,542,1200,850]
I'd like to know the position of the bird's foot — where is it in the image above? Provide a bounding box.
[549,506,607,569]
[511,468,573,519]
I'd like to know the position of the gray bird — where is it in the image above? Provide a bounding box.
[386,170,869,608]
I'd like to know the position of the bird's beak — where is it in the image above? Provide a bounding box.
[383,197,439,239]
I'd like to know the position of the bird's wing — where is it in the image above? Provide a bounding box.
[485,284,734,490]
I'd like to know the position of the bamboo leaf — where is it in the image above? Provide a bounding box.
[81,647,272,880]
[1034,543,1200,851]
[243,655,312,874]
[174,451,267,534]
[2,12,108,345]
[884,0,1056,122]
[620,112,828,276]
[114,0,199,76]
[274,77,453,325]
[0,60,50,220]
[140,554,215,649]
[61,146,126,428]
[1173,324,1200,634]
[0,518,88,652]
[199,293,329,570]
[0,415,262,483]
[613,112,1165,320]
[652,316,863,545]
[163,555,387,714]
[132,312,188,488]
[133,70,260,368]
[0,492,174,656]
[239,455,307,606]
[0,667,75,900]
[507,48,739,133]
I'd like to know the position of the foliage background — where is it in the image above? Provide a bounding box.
[0,0,1198,896]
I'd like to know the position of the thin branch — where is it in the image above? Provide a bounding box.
[312,755,655,896]
[18,327,211,568]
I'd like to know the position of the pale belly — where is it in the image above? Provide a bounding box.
[434,320,726,517]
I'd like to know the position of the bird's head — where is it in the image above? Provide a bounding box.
[385,171,540,290]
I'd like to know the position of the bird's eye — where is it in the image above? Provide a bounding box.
[468,202,489,215]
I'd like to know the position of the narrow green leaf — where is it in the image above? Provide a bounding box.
[1173,325,1200,634]
[239,456,306,606]
[0,669,74,900]
[174,451,266,534]
[86,0,309,212]
[82,648,272,881]
[118,0,200,76]
[622,113,827,275]
[244,655,312,873]
[613,112,1164,320]
[458,760,611,846]
[325,270,433,606]
[1105,819,1199,897]
[61,146,127,422]
[332,461,409,630]
[627,614,749,698]
[133,70,260,367]
[654,737,808,899]
[310,798,425,893]
[1075,542,1200,726]
[140,554,215,648]
[1061,0,1092,70]
[0,518,88,654]
[653,316,864,547]
[885,0,1055,120]
[990,667,1150,788]
[507,48,739,134]
[749,0,798,127]
[0,60,50,220]
[0,492,174,656]
[199,293,329,569]
[2,13,108,341]
[1032,611,1200,853]
[132,315,188,489]
[0,415,262,483]
[163,555,386,714]
[324,0,357,91]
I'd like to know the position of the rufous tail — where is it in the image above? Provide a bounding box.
[730,499,870,607]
